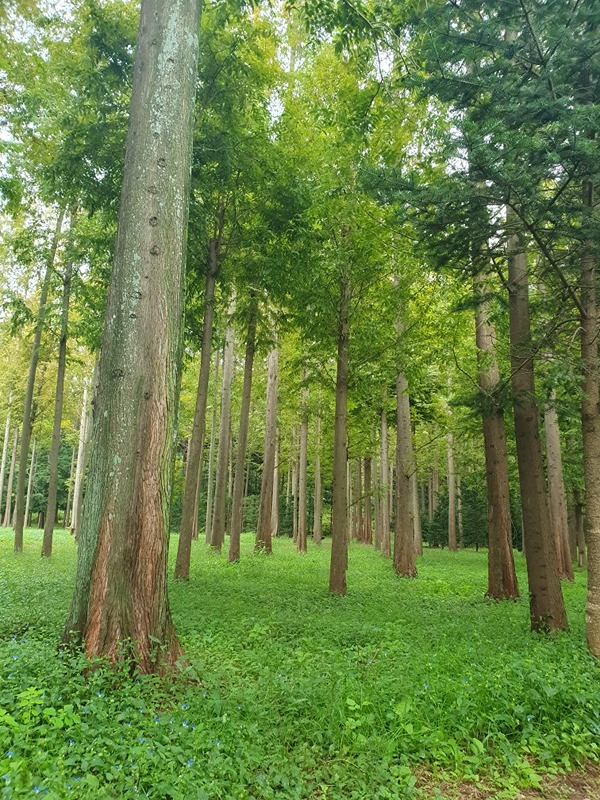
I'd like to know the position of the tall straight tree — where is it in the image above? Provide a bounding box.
[256,346,278,553]
[42,247,74,557]
[62,0,201,671]
[14,209,65,551]
[297,373,308,553]
[394,373,416,577]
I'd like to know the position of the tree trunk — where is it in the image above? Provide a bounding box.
[64,445,76,528]
[14,208,66,551]
[3,426,18,528]
[297,377,308,553]
[356,459,363,542]
[507,220,566,631]
[329,273,350,595]
[456,473,463,548]
[292,454,299,543]
[447,432,457,551]
[70,385,91,540]
[363,457,372,545]
[42,253,74,557]
[313,415,322,544]
[210,298,236,551]
[62,0,200,671]
[204,352,220,544]
[394,373,417,577]
[24,437,36,530]
[573,490,586,569]
[0,408,11,520]
[380,407,391,557]
[475,277,519,599]
[271,432,279,539]
[580,170,600,656]
[544,394,573,580]
[175,239,218,576]
[411,470,422,555]
[373,450,382,550]
[256,347,278,553]
[229,300,257,562]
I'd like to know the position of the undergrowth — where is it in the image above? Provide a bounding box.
[0,529,598,799]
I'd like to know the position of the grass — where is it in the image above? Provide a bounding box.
[0,528,599,799]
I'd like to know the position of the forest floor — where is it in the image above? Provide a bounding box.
[1,529,599,799]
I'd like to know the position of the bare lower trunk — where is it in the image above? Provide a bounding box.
[24,437,36,530]
[204,353,220,544]
[508,222,566,630]
[581,173,600,656]
[70,385,91,540]
[355,459,363,542]
[297,378,308,552]
[42,254,73,557]
[456,474,463,548]
[573,491,586,569]
[0,408,11,519]
[62,0,200,671]
[329,274,350,595]
[394,373,416,577]
[291,456,298,543]
[412,468,422,555]
[229,301,257,562]
[363,457,372,545]
[380,407,390,557]
[211,298,236,551]
[271,435,279,539]
[64,445,76,528]
[3,427,18,528]
[447,432,457,551]
[544,396,573,580]
[313,415,322,544]
[14,209,66,551]
[475,278,519,600]
[175,240,218,576]
[256,347,278,553]
[373,450,382,550]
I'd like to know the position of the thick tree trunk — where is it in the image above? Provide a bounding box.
[507,222,566,630]
[210,298,236,551]
[229,301,257,561]
[447,432,457,551]
[475,279,519,599]
[14,209,65,551]
[544,395,573,580]
[380,407,391,557]
[204,353,220,544]
[0,408,11,519]
[62,0,200,671]
[581,174,600,656]
[297,378,308,552]
[363,457,372,545]
[42,254,74,557]
[175,240,218,576]
[256,347,278,553]
[313,415,322,544]
[3,426,18,528]
[24,437,36,530]
[329,274,350,595]
[394,373,417,577]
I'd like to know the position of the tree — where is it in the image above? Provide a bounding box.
[62,0,201,671]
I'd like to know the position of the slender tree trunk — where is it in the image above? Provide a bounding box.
[3,427,18,528]
[210,298,236,551]
[447,432,457,551]
[0,408,11,519]
[42,255,74,557]
[356,459,363,542]
[363,457,372,545]
[581,170,600,655]
[373,450,382,550]
[271,432,279,539]
[428,471,434,521]
[204,352,220,544]
[329,273,350,595]
[394,373,417,577]
[229,300,257,562]
[456,474,463,548]
[14,209,66,551]
[380,408,391,557]
[256,347,278,553]
[412,469,423,555]
[507,219,566,631]
[70,387,88,539]
[313,415,322,544]
[573,490,586,569]
[475,277,519,599]
[24,437,36,530]
[292,453,299,543]
[62,0,200,671]
[64,445,76,528]
[544,395,573,580]
[297,378,309,553]
[175,240,218,576]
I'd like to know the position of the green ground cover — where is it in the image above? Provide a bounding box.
[0,529,599,799]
